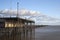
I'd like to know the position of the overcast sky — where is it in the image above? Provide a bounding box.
[0,0,60,25]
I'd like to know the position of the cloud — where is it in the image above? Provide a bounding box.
[0,9,41,16]
[0,9,60,25]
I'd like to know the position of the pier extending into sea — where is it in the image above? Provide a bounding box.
[0,25,35,40]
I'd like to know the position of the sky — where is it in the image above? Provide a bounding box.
[0,0,60,25]
[0,0,60,18]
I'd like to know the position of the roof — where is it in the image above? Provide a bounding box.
[0,17,35,23]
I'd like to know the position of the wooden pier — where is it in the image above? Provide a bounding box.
[0,16,35,40]
[0,25,35,40]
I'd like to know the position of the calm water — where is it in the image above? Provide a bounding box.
[35,25,60,40]
[0,26,60,40]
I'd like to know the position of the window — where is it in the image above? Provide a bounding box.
[5,22,14,27]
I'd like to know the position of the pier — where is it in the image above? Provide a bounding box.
[0,17,35,40]
[0,25,35,40]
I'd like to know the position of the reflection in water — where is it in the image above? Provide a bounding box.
[1,25,60,40]
[0,27,35,40]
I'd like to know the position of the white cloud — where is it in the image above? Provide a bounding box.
[0,9,41,16]
[0,9,60,25]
